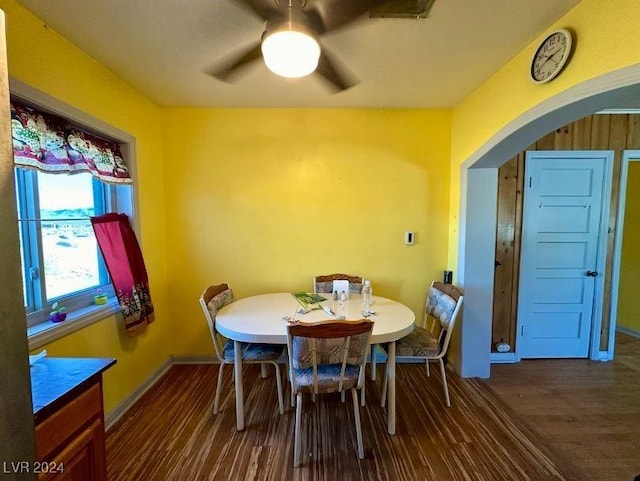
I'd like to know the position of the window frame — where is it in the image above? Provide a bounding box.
[10,78,140,347]
[16,168,117,327]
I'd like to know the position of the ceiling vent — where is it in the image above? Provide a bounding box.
[369,0,435,19]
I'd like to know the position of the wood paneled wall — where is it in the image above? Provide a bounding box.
[492,114,640,353]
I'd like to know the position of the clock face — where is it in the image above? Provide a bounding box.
[530,29,573,84]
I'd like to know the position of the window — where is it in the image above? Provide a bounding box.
[15,169,117,327]
[9,80,137,343]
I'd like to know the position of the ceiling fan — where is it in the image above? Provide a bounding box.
[205,0,396,92]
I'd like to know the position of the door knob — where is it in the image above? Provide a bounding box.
[586,270,597,277]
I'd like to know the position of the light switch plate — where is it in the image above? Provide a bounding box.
[405,231,415,245]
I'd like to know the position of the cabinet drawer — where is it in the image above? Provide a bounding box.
[35,382,103,460]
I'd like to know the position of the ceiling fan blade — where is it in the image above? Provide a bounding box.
[308,0,394,34]
[234,0,278,21]
[315,48,358,92]
[203,42,263,82]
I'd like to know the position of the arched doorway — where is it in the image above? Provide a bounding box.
[457,64,640,378]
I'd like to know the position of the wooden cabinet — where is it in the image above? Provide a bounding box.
[35,382,106,480]
[31,358,115,481]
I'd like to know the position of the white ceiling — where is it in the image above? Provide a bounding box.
[15,0,580,108]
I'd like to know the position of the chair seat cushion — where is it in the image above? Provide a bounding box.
[396,326,440,357]
[293,364,360,393]
[222,340,284,362]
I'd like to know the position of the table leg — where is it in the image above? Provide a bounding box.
[387,341,396,435]
[234,340,244,431]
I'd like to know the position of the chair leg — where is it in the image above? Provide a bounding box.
[351,388,364,459]
[360,381,366,407]
[381,362,388,408]
[439,358,451,407]
[287,364,295,408]
[273,362,284,414]
[213,363,225,414]
[425,358,430,377]
[294,392,303,467]
[341,391,345,403]
[370,345,377,381]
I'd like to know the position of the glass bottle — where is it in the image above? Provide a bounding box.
[336,290,347,320]
[362,280,372,314]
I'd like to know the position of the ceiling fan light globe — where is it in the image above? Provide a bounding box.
[261,30,320,78]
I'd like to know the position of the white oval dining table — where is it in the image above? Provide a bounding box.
[216,292,415,435]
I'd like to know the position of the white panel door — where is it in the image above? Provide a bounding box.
[517,151,611,358]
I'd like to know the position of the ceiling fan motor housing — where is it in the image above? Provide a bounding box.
[262,2,319,43]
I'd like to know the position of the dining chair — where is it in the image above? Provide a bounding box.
[312,273,383,405]
[287,318,373,467]
[381,281,463,407]
[313,273,382,396]
[199,283,285,415]
[312,273,364,295]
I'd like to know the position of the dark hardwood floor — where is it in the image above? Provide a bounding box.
[106,360,582,481]
[483,332,640,481]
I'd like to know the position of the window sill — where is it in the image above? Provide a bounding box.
[28,299,120,351]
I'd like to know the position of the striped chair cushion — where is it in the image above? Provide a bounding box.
[291,333,369,369]
[427,287,457,329]
[396,326,440,357]
[206,288,234,318]
[315,281,363,295]
[222,340,284,362]
[292,364,360,393]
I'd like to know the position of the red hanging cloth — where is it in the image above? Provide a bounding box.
[91,213,154,336]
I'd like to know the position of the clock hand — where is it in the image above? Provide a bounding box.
[535,47,563,74]
[543,48,562,62]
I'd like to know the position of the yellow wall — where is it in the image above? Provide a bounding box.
[449,0,640,272]
[7,0,639,412]
[618,162,640,332]
[0,0,172,413]
[162,108,451,355]
[2,0,452,411]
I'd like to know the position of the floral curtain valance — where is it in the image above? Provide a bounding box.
[10,101,132,184]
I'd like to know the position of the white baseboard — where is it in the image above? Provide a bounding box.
[617,325,640,339]
[171,355,217,364]
[104,357,172,431]
[490,352,520,364]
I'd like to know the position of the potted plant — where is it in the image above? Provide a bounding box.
[49,302,67,323]
[94,288,108,305]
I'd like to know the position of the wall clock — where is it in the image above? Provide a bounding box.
[530,29,573,84]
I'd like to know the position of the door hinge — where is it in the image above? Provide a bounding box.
[528,177,532,188]
[520,325,525,337]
